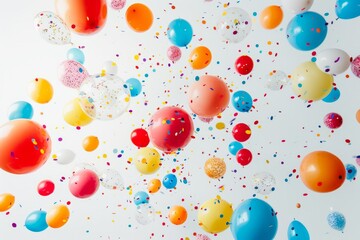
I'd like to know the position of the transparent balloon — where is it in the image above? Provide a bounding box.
[72,163,98,175]
[217,8,252,43]
[99,168,124,190]
[265,70,289,91]
[79,74,131,120]
[34,11,71,45]
[252,172,276,195]
[54,149,75,165]
[58,60,89,89]
[111,0,126,10]
[135,203,155,225]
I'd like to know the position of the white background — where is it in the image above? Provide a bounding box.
[0,0,359,239]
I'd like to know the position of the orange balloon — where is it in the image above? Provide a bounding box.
[189,46,212,70]
[300,151,345,193]
[148,178,161,193]
[259,5,283,29]
[0,120,52,174]
[55,0,107,35]
[168,205,188,225]
[126,3,153,32]
[82,136,99,152]
[188,75,230,118]
[46,204,70,228]
[0,193,15,212]
[356,109,360,123]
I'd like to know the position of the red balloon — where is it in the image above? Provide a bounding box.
[0,120,52,174]
[148,106,194,153]
[37,180,55,196]
[55,0,107,35]
[236,148,253,166]
[232,123,251,142]
[131,128,150,148]
[235,55,254,75]
[69,169,99,198]
[324,112,343,129]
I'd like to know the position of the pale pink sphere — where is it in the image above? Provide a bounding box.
[167,46,182,62]
[351,55,360,78]
[197,234,211,240]
[111,0,126,10]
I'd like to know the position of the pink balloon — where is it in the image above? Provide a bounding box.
[37,179,55,196]
[167,46,182,62]
[111,0,126,10]
[69,169,99,198]
[58,60,89,89]
[197,234,211,240]
[351,55,360,78]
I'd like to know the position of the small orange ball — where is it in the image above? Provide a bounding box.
[148,178,161,194]
[168,205,188,225]
[356,109,360,123]
[82,136,99,152]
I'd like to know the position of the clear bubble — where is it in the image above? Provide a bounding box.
[265,70,289,91]
[252,172,276,195]
[72,163,98,175]
[135,203,155,225]
[99,169,124,190]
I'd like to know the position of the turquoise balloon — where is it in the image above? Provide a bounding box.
[167,19,193,47]
[322,87,340,103]
[163,173,177,189]
[8,101,34,120]
[286,12,327,51]
[335,0,360,19]
[231,198,278,240]
[232,90,252,112]
[67,48,85,64]
[134,191,150,205]
[228,141,243,155]
[327,211,346,231]
[126,78,142,97]
[287,220,310,240]
[25,210,48,232]
[345,163,357,181]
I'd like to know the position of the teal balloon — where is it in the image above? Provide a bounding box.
[134,191,150,205]
[287,220,310,240]
[163,173,177,189]
[286,12,327,51]
[345,163,357,181]
[167,19,193,47]
[322,87,340,103]
[126,78,142,97]
[335,0,360,19]
[231,198,278,240]
[327,211,346,231]
[232,90,252,112]
[25,210,48,232]
[8,101,34,120]
[67,48,85,64]
[228,141,243,155]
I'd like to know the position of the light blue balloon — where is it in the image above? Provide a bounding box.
[8,101,34,120]
[232,90,252,112]
[322,87,341,103]
[228,141,243,156]
[67,48,85,64]
[134,191,150,205]
[231,198,278,240]
[126,78,142,97]
[287,220,310,240]
[345,163,357,181]
[163,173,177,189]
[25,210,48,232]
[286,12,327,51]
[327,211,346,231]
[167,19,193,47]
[335,0,360,19]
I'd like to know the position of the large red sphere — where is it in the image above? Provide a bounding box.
[148,106,194,153]
[0,120,51,174]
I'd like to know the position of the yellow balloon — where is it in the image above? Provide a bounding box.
[291,61,333,101]
[134,147,161,174]
[197,195,233,233]
[28,78,54,104]
[63,98,93,126]
[0,193,15,212]
[46,204,70,228]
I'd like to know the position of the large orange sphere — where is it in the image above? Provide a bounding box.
[168,205,188,225]
[55,0,107,35]
[0,120,51,174]
[126,3,153,32]
[300,151,345,193]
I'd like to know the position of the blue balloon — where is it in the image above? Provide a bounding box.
[322,87,341,103]
[287,220,310,240]
[345,163,357,181]
[232,90,253,112]
[167,19,193,47]
[25,210,48,232]
[228,141,243,156]
[286,12,328,51]
[67,48,85,64]
[335,0,360,19]
[8,101,34,120]
[163,173,177,189]
[134,191,150,205]
[327,211,346,231]
[126,78,142,97]
[231,198,278,240]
